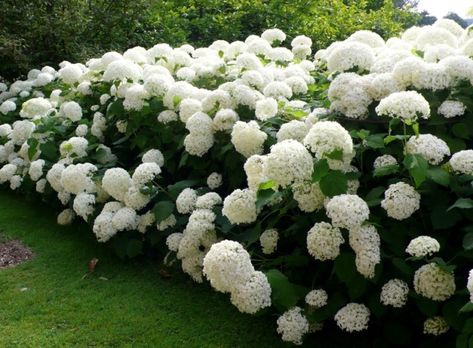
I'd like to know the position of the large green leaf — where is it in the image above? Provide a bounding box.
[265,269,301,312]
[319,171,347,197]
[403,154,429,188]
[311,159,329,182]
[448,198,473,211]
[152,201,174,222]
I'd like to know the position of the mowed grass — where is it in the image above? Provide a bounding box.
[0,190,284,348]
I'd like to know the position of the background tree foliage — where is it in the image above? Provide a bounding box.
[1,0,420,80]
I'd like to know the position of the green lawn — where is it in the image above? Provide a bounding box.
[0,190,284,347]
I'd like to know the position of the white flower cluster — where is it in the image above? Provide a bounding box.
[305,289,328,308]
[468,269,473,303]
[334,303,370,332]
[381,182,420,220]
[376,91,430,121]
[406,134,450,165]
[406,236,440,258]
[349,225,380,279]
[449,150,473,175]
[222,189,258,225]
[380,279,409,308]
[414,263,456,301]
[423,317,449,336]
[307,222,344,261]
[276,307,309,345]
[259,228,278,254]
[203,240,271,314]
[326,194,370,230]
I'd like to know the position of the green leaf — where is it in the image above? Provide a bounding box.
[319,171,347,197]
[403,154,429,188]
[334,252,357,283]
[373,164,399,177]
[365,187,386,207]
[463,232,473,250]
[459,302,473,314]
[427,167,450,187]
[312,159,329,182]
[235,223,261,247]
[256,189,281,210]
[39,141,58,162]
[366,134,385,149]
[152,201,174,222]
[383,321,411,346]
[258,180,276,190]
[27,137,39,160]
[167,179,200,199]
[265,269,301,312]
[448,198,473,211]
[326,149,343,161]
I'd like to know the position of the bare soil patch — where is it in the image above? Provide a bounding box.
[0,240,34,268]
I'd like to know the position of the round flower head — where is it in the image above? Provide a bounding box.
[231,121,267,158]
[304,121,354,169]
[423,317,449,336]
[307,222,344,261]
[112,207,138,231]
[102,168,131,202]
[255,97,278,121]
[380,279,409,308]
[57,209,75,225]
[60,101,83,122]
[327,42,374,73]
[326,194,370,229]
[376,91,430,121]
[142,149,164,167]
[259,229,278,254]
[414,263,456,301]
[277,120,309,143]
[176,188,198,214]
[406,134,450,165]
[292,182,325,213]
[449,150,473,175]
[276,307,309,345]
[438,100,466,118]
[222,189,257,225]
[230,271,272,314]
[406,236,440,258]
[206,172,222,190]
[132,162,161,186]
[263,140,313,188]
[20,97,52,119]
[166,232,183,252]
[373,154,397,169]
[305,289,328,308]
[381,182,420,220]
[334,303,370,332]
[202,240,255,294]
[467,269,473,302]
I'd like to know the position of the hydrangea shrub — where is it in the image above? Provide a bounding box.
[1,18,473,347]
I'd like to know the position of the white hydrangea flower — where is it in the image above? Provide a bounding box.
[102,168,132,202]
[293,182,325,213]
[212,109,239,133]
[231,121,267,158]
[259,229,278,254]
[137,211,156,233]
[28,159,45,182]
[112,207,138,231]
[349,225,380,279]
[326,194,370,230]
[60,137,88,159]
[328,73,372,119]
[123,186,151,210]
[142,149,164,166]
[222,189,257,225]
[347,30,385,48]
[406,236,440,258]
[9,175,22,190]
[36,179,47,193]
[20,97,52,119]
[57,209,75,225]
[244,155,267,191]
[261,28,286,44]
[423,317,449,336]
[203,240,254,293]
[60,101,83,122]
[195,192,222,210]
[307,222,344,261]
[303,121,354,169]
[276,120,309,143]
[305,289,328,308]
[206,172,222,189]
[255,97,278,121]
[380,279,409,308]
[46,163,66,192]
[58,64,83,84]
[176,188,198,214]
[468,269,473,302]
[103,60,142,82]
[61,163,97,195]
[9,120,35,145]
[406,134,450,165]
[73,193,96,221]
[131,162,161,186]
[373,154,397,169]
[263,140,313,188]
[0,100,16,115]
[438,100,466,118]
[276,307,309,345]
[156,214,177,231]
[414,263,456,301]
[93,212,117,243]
[376,91,430,121]
[381,182,420,220]
[230,271,272,314]
[327,42,375,73]
[449,150,473,175]
[334,303,370,332]
[166,232,183,252]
